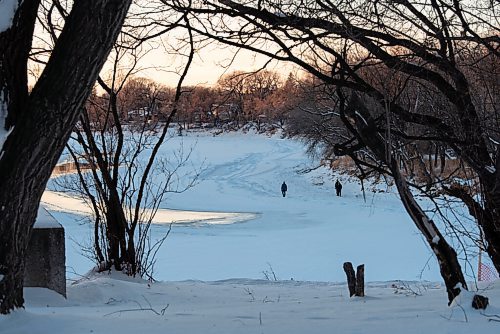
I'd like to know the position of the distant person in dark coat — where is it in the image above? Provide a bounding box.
[281,181,288,197]
[335,180,342,197]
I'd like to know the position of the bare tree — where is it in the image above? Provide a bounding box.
[217,71,249,126]
[216,69,283,126]
[176,86,217,128]
[59,75,200,278]
[53,12,198,278]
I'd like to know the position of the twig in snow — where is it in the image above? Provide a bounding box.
[441,303,468,323]
[244,287,255,301]
[262,262,278,281]
[481,312,500,322]
[104,295,169,317]
[391,281,427,296]
[295,164,324,174]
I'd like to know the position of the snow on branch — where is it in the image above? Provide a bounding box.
[485,165,496,174]
[488,136,500,145]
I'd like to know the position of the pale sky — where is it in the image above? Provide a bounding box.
[138,41,296,88]
[28,37,295,90]
[27,11,297,90]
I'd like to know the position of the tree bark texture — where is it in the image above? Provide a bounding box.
[0,0,42,313]
[343,262,365,297]
[0,0,132,314]
[355,265,365,297]
[343,262,356,297]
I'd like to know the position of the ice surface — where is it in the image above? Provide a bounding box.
[44,130,474,283]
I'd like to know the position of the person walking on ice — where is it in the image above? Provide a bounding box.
[281,181,288,197]
[335,180,342,197]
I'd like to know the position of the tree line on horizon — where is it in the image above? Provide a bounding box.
[86,70,305,131]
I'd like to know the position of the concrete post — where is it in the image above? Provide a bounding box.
[24,207,66,297]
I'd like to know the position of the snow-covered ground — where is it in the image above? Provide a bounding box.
[2,271,499,334]
[1,130,499,333]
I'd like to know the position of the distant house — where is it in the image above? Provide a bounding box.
[52,155,94,175]
[127,106,155,123]
[192,108,214,127]
[211,103,239,125]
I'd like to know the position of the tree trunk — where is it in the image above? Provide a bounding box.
[0,200,37,313]
[480,155,500,274]
[0,0,41,315]
[355,265,365,297]
[481,210,500,275]
[0,0,132,314]
[0,254,25,313]
[127,232,137,275]
[343,262,365,297]
[343,262,356,297]
[391,158,466,302]
[105,194,129,271]
[445,174,500,276]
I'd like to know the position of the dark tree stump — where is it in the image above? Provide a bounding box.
[472,295,489,310]
[343,262,356,297]
[355,264,365,297]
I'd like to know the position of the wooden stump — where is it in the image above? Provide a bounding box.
[472,295,488,310]
[343,262,356,297]
[355,264,365,297]
[343,262,365,297]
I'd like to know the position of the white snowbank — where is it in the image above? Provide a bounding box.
[34,206,62,229]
